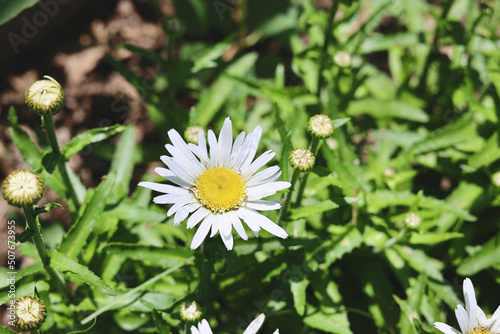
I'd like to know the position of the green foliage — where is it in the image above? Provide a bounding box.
[3,0,500,333]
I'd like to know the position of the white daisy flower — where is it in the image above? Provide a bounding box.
[190,313,279,334]
[434,278,500,334]
[139,117,291,250]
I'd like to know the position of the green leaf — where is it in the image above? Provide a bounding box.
[152,310,171,334]
[196,53,258,127]
[346,99,429,123]
[457,232,500,275]
[290,200,340,220]
[0,325,18,334]
[58,172,116,258]
[0,0,38,25]
[368,190,476,221]
[468,131,500,169]
[50,250,116,296]
[332,117,350,129]
[409,232,463,245]
[107,124,136,202]
[291,278,308,316]
[303,306,353,334]
[62,124,125,160]
[81,258,193,325]
[104,243,192,269]
[191,34,235,73]
[67,318,97,334]
[102,201,166,223]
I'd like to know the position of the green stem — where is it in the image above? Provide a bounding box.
[23,206,72,298]
[43,114,79,209]
[316,0,339,98]
[295,137,320,207]
[276,168,300,224]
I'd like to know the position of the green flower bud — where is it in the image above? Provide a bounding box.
[492,171,500,187]
[289,149,315,172]
[2,170,44,208]
[308,114,334,139]
[184,126,203,144]
[14,296,47,331]
[333,51,352,68]
[405,212,421,229]
[180,301,202,322]
[25,75,64,116]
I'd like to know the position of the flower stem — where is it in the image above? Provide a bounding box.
[276,168,300,224]
[295,137,320,207]
[42,114,79,209]
[23,205,72,298]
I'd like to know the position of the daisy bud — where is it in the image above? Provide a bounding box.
[14,296,47,331]
[333,51,352,68]
[405,212,421,229]
[180,301,202,322]
[184,126,203,144]
[2,170,44,208]
[492,171,500,187]
[308,114,334,139]
[25,75,64,116]
[289,149,315,172]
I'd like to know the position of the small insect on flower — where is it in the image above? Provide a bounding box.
[139,117,291,250]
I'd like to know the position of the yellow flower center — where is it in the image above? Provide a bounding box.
[196,167,246,213]
[471,328,491,334]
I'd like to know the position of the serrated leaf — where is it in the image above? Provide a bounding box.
[108,124,136,202]
[368,190,476,221]
[346,99,429,122]
[291,278,308,316]
[409,232,463,245]
[67,318,97,334]
[81,259,193,325]
[191,34,235,73]
[457,232,500,275]
[290,200,339,220]
[50,250,116,296]
[62,124,125,160]
[332,117,350,129]
[58,173,116,258]
[104,243,191,268]
[196,53,258,127]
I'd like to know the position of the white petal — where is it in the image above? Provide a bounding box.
[220,231,234,250]
[239,126,262,170]
[190,325,201,334]
[220,213,233,238]
[229,131,246,169]
[241,209,288,239]
[166,144,203,175]
[167,196,196,217]
[247,166,281,186]
[433,322,461,334]
[488,305,500,331]
[208,130,218,167]
[190,216,212,250]
[273,330,279,334]
[246,200,281,211]
[243,313,265,334]
[218,117,233,166]
[210,215,220,238]
[455,305,469,334]
[187,207,210,229]
[174,202,200,225]
[194,319,213,334]
[242,151,275,180]
[154,167,192,188]
[138,181,186,194]
[247,182,291,201]
[463,278,477,330]
[161,156,197,185]
[228,212,248,240]
[153,194,182,204]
